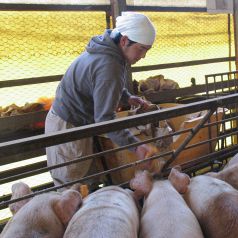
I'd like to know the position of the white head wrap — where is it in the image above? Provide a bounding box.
[114,12,156,46]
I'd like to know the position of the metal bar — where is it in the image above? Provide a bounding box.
[0,149,45,166]
[131,57,236,73]
[161,144,238,177]
[0,62,236,89]
[0,3,110,11]
[3,123,232,185]
[145,78,238,103]
[182,145,238,173]
[0,75,62,88]
[3,141,238,209]
[0,181,54,209]
[0,122,189,168]
[181,128,238,152]
[0,132,176,184]
[0,94,237,158]
[228,14,232,72]
[233,0,238,71]
[12,120,232,184]
[0,110,47,132]
[0,150,172,209]
[126,6,207,12]
[206,70,238,77]
[163,108,216,168]
[0,161,46,180]
[110,0,126,27]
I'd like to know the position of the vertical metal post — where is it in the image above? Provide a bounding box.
[110,0,127,27]
[234,0,238,71]
[110,0,134,94]
[228,14,232,73]
[105,10,111,29]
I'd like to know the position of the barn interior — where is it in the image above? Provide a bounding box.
[0,0,238,232]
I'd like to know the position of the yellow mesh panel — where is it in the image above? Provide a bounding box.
[132,12,235,87]
[0,11,107,106]
[0,11,106,80]
[0,11,235,105]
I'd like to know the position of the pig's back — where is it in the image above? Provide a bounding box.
[64,186,139,238]
[199,191,238,238]
[186,175,235,218]
[140,180,204,238]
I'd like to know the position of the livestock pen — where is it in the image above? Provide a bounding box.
[0,0,238,231]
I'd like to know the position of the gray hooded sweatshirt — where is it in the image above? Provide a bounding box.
[52,30,139,148]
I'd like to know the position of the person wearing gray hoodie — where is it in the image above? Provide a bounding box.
[45,12,157,190]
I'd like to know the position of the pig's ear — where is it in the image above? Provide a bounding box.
[53,190,82,225]
[70,183,89,198]
[168,167,190,194]
[130,170,153,199]
[173,165,182,172]
[9,182,33,215]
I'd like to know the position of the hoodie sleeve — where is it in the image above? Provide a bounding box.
[92,62,139,150]
[120,88,132,105]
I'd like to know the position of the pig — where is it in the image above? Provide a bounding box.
[63,185,139,238]
[205,153,238,190]
[224,152,238,169]
[206,163,238,190]
[130,170,204,238]
[1,182,82,238]
[9,182,33,215]
[169,167,238,238]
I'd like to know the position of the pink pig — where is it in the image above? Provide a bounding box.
[63,185,139,238]
[1,182,82,238]
[130,170,204,238]
[206,154,238,190]
[169,167,238,238]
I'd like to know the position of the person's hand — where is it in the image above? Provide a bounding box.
[135,144,158,170]
[128,96,150,110]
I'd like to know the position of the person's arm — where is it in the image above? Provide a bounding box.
[120,88,150,110]
[93,63,157,166]
[92,62,139,148]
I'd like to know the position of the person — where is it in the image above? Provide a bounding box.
[45,12,157,190]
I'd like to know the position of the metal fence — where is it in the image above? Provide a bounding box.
[0,4,236,107]
[0,1,237,228]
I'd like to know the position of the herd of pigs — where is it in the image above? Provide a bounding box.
[1,154,238,238]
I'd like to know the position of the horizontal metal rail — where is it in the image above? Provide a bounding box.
[163,108,215,168]
[126,6,207,12]
[132,57,236,73]
[2,113,235,184]
[0,3,111,11]
[0,3,207,12]
[2,140,238,209]
[0,94,237,158]
[0,58,235,88]
[0,75,62,88]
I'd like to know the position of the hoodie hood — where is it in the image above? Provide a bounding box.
[86,30,125,64]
